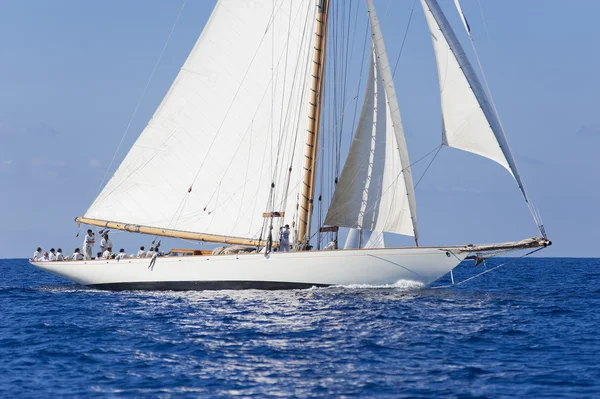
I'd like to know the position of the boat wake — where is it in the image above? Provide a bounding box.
[315,279,425,291]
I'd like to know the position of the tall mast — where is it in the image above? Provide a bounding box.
[298,0,330,246]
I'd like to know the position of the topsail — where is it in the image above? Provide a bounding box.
[421,0,545,236]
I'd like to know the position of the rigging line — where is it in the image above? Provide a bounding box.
[273,0,293,181]
[475,0,493,47]
[432,247,545,289]
[327,145,442,224]
[268,0,279,188]
[186,2,287,192]
[345,21,370,174]
[272,2,315,192]
[334,0,354,181]
[368,254,425,278]
[414,145,442,189]
[382,0,393,21]
[94,0,188,200]
[275,4,317,233]
[463,5,545,236]
[392,0,417,78]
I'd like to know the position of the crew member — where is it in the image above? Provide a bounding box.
[102,247,112,259]
[83,229,95,260]
[280,224,291,252]
[72,248,84,261]
[100,232,112,253]
[116,248,127,260]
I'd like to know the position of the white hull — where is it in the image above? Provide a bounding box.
[30,247,465,290]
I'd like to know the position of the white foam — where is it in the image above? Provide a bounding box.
[310,279,425,291]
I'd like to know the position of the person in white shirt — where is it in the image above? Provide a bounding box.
[38,251,50,262]
[49,248,56,261]
[33,247,42,261]
[83,229,95,260]
[72,248,84,261]
[136,246,146,258]
[100,233,113,253]
[102,247,112,259]
[55,248,64,261]
[146,247,155,258]
[115,248,127,260]
[279,224,291,252]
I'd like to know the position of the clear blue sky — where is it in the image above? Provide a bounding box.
[0,0,598,258]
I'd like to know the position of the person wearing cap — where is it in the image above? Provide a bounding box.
[49,248,56,261]
[280,224,291,252]
[56,248,64,261]
[83,229,95,260]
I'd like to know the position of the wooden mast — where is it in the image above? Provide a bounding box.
[75,217,278,248]
[298,0,330,247]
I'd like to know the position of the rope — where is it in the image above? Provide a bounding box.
[414,145,442,189]
[94,0,188,199]
[392,0,417,78]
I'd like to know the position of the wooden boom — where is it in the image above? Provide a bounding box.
[75,217,275,247]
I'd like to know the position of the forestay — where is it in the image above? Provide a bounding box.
[85,0,318,241]
[324,38,416,236]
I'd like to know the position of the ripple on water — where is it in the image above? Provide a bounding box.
[0,257,599,398]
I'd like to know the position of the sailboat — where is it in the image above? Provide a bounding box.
[31,0,550,290]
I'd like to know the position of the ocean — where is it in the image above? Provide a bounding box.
[0,257,598,398]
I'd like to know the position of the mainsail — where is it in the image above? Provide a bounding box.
[420,0,545,236]
[84,0,318,242]
[325,1,418,239]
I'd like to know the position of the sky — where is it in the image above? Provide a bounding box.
[0,0,598,258]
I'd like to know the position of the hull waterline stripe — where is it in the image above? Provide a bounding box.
[88,281,331,291]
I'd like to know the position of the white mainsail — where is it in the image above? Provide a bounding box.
[324,1,417,238]
[421,0,545,236]
[85,0,318,241]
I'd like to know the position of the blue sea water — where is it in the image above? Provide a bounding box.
[0,258,599,398]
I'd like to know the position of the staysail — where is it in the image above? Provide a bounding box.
[420,0,546,236]
[344,228,385,249]
[324,1,418,239]
[83,0,318,242]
